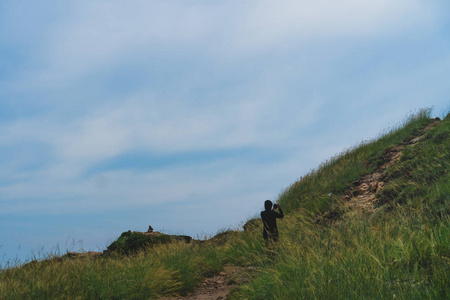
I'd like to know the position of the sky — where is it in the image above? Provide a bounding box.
[1,0,450,265]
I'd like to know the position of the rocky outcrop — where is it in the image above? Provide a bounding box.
[104,226,192,255]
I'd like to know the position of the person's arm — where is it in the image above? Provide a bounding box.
[273,204,284,218]
[277,207,284,218]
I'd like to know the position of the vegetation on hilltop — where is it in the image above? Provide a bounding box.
[105,230,192,255]
[0,109,448,299]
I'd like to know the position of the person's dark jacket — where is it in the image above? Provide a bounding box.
[261,207,284,241]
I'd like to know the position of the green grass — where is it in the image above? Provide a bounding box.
[1,109,448,299]
[0,242,226,299]
[228,209,449,299]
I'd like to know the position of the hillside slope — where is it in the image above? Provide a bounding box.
[229,110,449,299]
[1,110,448,299]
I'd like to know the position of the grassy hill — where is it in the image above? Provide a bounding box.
[1,109,448,299]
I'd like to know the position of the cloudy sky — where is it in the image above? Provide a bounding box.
[1,0,449,263]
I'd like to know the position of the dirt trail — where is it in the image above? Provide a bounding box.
[342,118,441,215]
[317,118,441,223]
[162,265,245,300]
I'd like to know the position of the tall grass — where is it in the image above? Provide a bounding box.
[0,242,226,299]
[228,209,449,299]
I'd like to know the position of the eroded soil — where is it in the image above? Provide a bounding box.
[162,265,246,300]
[318,118,441,222]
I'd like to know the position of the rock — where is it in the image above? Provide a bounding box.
[377,182,384,192]
[360,183,369,191]
[369,181,378,192]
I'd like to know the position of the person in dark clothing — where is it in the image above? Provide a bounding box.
[261,200,284,244]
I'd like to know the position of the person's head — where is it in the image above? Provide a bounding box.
[264,200,273,211]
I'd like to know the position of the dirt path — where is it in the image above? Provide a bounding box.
[162,265,244,300]
[317,118,441,222]
[342,118,441,214]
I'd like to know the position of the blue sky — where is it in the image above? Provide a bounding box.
[1,0,450,264]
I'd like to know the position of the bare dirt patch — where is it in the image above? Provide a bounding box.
[344,118,441,214]
[162,265,245,300]
[318,118,441,222]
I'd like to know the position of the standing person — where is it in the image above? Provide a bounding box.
[261,200,284,244]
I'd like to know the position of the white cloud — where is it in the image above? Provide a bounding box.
[0,79,323,215]
[0,150,289,214]
[45,84,322,162]
[13,0,437,88]
[238,0,435,41]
